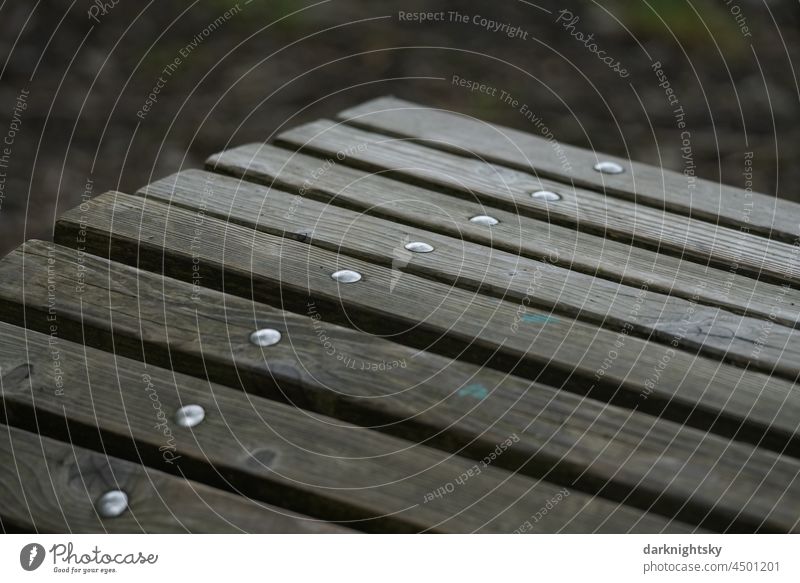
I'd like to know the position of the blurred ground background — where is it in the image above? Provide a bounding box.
[0,0,798,255]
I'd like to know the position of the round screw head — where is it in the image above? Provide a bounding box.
[249,328,282,347]
[469,215,499,226]
[593,161,625,175]
[531,190,561,202]
[96,490,128,519]
[174,404,205,428]
[331,269,362,283]
[404,241,434,253]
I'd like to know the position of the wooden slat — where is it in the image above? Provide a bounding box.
[275,119,800,288]
[206,144,800,330]
[0,321,676,534]
[0,240,794,531]
[140,168,800,381]
[0,424,344,533]
[51,193,800,462]
[337,96,800,243]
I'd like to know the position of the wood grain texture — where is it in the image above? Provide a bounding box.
[337,96,800,244]
[0,240,794,531]
[0,424,345,533]
[51,193,800,462]
[0,321,677,534]
[206,144,800,330]
[140,168,800,381]
[275,119,800,288]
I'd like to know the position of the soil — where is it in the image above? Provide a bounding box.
[1,0,798,255]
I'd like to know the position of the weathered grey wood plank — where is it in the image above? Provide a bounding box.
[206,144,800,330]
[276,119,800,287]
[0,321,677,533]
[140,168,800,380]
[51,193,800,462]
[1,240,795,531]
[337,96,800,244]
[0,423,345,533]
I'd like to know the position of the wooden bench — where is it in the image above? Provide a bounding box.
[2,96,799,533]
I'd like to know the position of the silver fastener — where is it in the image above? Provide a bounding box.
[175,404,205,428]
[96,490,128,519]
[469,215,499,226]
[404,241,434,253]
[249,328,282,347]
[331,270,362,283]
[593,161,625,175]
[531,190,561,202]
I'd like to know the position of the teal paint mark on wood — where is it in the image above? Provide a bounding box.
[522,314,559,324]
[458,383,489,399]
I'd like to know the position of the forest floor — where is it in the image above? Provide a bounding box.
[0,0,797,255]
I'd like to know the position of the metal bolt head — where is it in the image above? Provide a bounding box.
[331,269,362,283]
[249,328,282,347]
[469,215,499,226]
[96,490,128,519]
[531,190,561,202]
[404,241,434,253]
[593,161,625,175]
[175,404,205,428]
